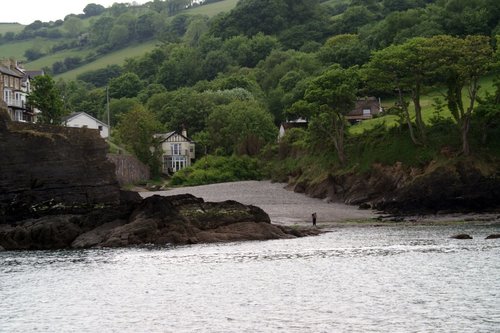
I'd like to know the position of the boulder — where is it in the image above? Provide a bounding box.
[451,234,473,240]
[0,194,317,250]
[485,234,500,239]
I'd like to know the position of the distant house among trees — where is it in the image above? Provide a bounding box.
[278,117,308,141]
[346,97,382,123]
[62,112,110,138]
[155,129,195,174]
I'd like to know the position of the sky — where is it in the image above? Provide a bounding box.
[0,1,148,25]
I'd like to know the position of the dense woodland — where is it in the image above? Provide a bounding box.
[18,0,500,183]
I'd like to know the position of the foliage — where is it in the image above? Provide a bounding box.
[28,75,65,124]
[114,105,164,175]
[205,99,277,156]
[305,65,360,164]
[170,155,264,186]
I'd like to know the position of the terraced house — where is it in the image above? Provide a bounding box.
[0,59,42,123]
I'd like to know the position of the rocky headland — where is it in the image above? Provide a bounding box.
[289,160,500,215]
[0,106,317,250]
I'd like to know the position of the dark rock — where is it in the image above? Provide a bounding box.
[485,234,500,239]
[0,194,315,250]
[0,121,120,223]
[288,160,500,215]
[451,234,473,239]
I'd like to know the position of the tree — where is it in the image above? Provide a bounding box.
[364,38,435,145]
[28,75,65,124]
[108,72,144,99]
[429,35,494,155]
[109,98,142,126]
[317,34,370,68]
[206,100,277,155]
[83,3,105,17]
[63,16,84,37]
[114,105,164,175]
[109,24,130,48]
[305,65,359,165]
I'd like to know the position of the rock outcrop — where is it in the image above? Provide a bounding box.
[0,194,319,250]
[0,107,120,222]
[289,160,500,215]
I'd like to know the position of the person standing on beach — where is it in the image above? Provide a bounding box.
[312,212,317,226]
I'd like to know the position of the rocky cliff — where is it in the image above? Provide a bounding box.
[0,107,120,222]
[290,160,500,214]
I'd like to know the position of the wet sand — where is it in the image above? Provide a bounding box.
[140,180,378,226]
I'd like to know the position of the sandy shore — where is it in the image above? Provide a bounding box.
[140,180,375,226]
[139,180,500,227]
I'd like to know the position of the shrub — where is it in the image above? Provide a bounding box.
[170,155,263,186]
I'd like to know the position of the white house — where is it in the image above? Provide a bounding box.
[62,112,109,138]
[154,129,195,173]
[278,117,308,141]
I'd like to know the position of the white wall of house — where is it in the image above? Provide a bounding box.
[157,132,195,173]
[65,113,109,138]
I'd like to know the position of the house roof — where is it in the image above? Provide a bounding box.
[348,97,381,116]
[24,70,44,78]
[155,131,193,143]
[62,112,109,127]
[0,65,23,78]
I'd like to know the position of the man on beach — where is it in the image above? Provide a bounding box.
[312,212,317,226]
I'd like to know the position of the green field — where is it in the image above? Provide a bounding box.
[187,0,239,17]
[52,40,158,81]
[0,23,24,34]
[0,39,63,60]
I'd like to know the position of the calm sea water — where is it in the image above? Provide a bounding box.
[1,182,499,332]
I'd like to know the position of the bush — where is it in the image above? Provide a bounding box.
[170,155,263,186]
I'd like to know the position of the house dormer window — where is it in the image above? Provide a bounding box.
[362,108,371,116]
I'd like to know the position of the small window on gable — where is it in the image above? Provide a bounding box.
[98,125,103,131]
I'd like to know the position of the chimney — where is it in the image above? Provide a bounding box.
[182,126,187,137]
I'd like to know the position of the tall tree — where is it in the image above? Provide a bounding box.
[305,65,359,165]
[28,75,65,125]
[429,35,494,155]
[114,105,164,175]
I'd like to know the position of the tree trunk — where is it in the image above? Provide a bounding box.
[412,85,426,143]
[461,115,471,156]
[399,89,419,145]
[332,113,346,165]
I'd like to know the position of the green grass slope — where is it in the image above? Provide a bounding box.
[52,40,158,80]
[0,23,24,34]
[187,0,239,17]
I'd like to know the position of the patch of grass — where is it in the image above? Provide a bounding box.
[186,0,239,17]
[54,40,158,80]
[0,23,24,34]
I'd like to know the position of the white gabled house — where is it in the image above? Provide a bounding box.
[62,112,110,138]
[154,129,195,174]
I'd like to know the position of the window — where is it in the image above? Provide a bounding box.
[362,108,371,116]
[171,143,181,155]
[172,156,187,172]
[98,125,103,131]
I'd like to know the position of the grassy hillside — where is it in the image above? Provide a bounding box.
[187,0,239,17]
[0,23,24,34]
[2,0,239,79]
[0,39,64,60]
[52,40,158,80]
